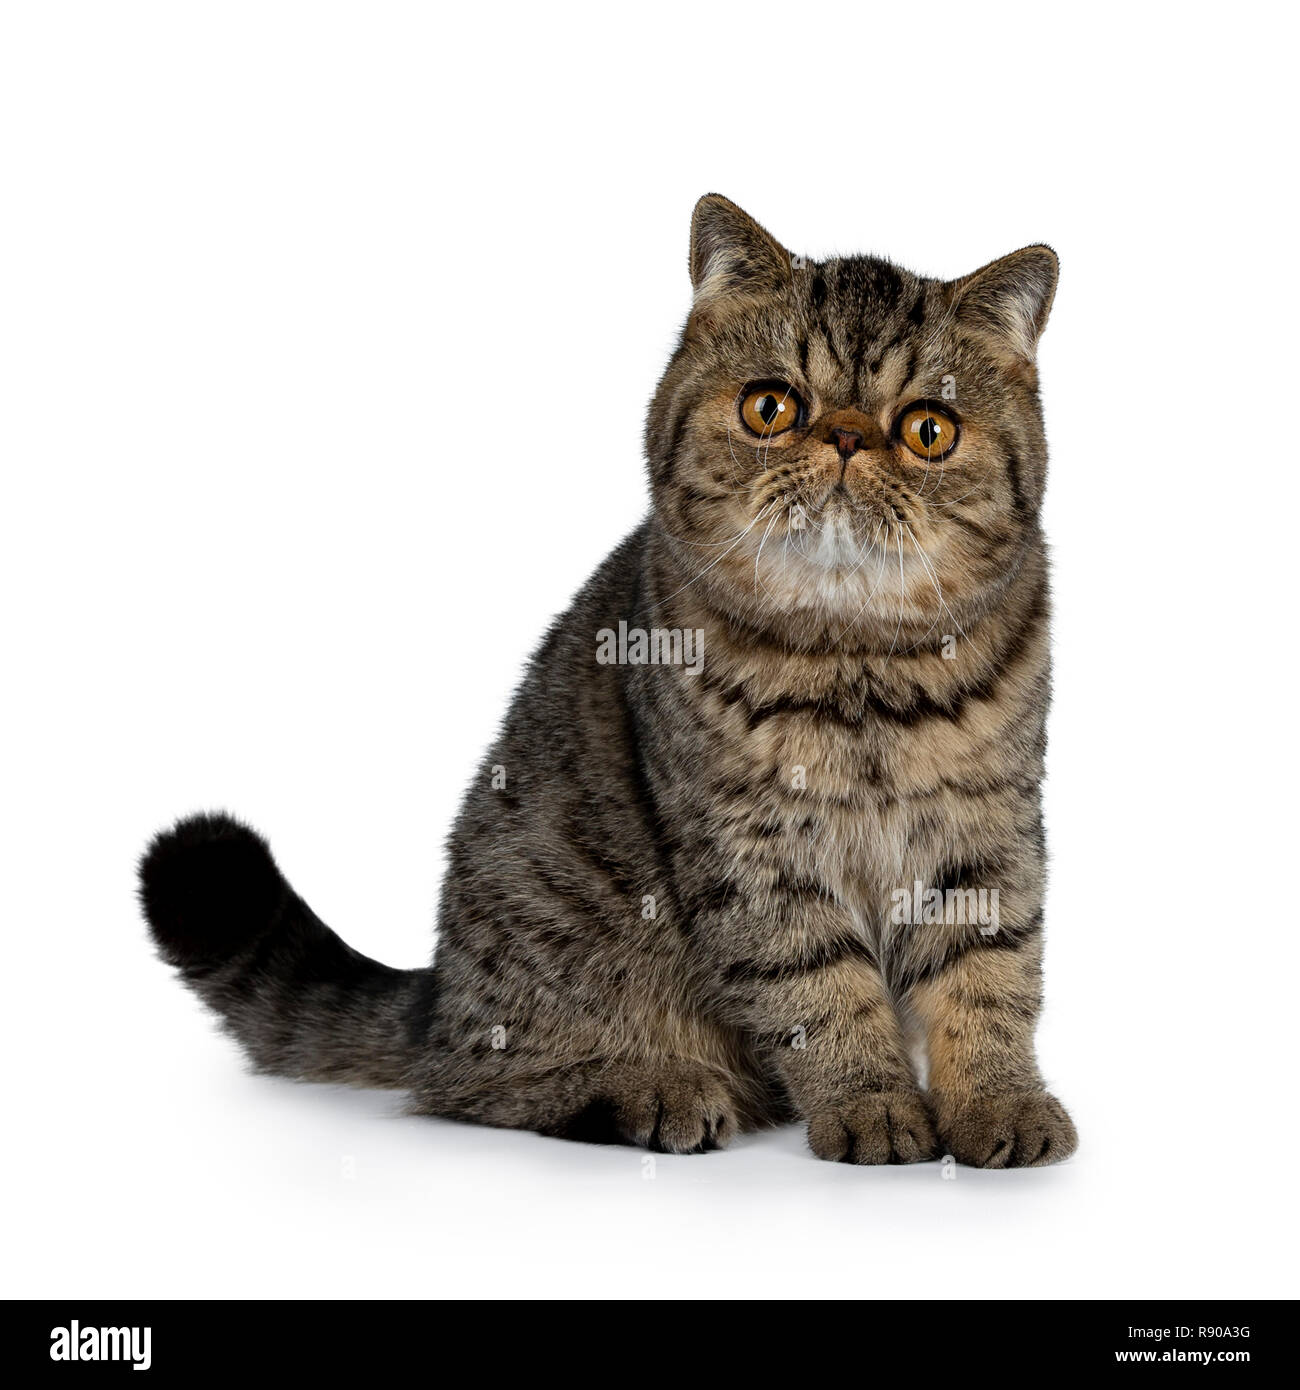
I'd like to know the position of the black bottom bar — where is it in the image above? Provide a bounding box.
[2,1298,1281,1376]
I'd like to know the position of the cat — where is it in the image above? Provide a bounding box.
[139,195,1076,1167]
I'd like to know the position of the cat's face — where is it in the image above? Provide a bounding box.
[646,196,1057,651]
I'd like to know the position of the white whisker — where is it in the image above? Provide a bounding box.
[885,529,906,658]
[656,502,776,606]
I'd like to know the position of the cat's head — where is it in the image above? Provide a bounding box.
[646,195,1056,651]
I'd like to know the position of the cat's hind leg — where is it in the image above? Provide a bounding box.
[411,1055,747,1154]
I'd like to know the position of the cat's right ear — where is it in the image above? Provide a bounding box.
[689,195,792,324]
[945,246,1059,362]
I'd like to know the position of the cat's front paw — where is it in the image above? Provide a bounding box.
[934,1090,1077,1168]
[805,1089,937,1165]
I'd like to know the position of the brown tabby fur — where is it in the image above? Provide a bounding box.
[140,195,1075,1167]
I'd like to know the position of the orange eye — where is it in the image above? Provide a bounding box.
[739,383,802,437]
[897,403,960,460]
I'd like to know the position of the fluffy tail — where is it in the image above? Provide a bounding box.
[138,813,429,1090]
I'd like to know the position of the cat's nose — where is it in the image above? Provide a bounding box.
[829,427,864,460]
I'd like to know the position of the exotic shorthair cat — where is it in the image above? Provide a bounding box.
[140,196,1076,1168]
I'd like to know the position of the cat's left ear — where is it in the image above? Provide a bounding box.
[689,194,792,314]
[946,246,1059,360]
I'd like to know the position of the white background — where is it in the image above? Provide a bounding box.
[2,1,1296,1300]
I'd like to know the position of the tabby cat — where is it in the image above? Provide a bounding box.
[140,195,1076,1167]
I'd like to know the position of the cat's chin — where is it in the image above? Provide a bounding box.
[756,510,892,580]
[742,512,946,626]
[797,507,867,569]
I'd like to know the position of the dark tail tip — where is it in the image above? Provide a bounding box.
[138,812,289,969]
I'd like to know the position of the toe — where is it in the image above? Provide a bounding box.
[807,1091,936,1165]
[937,1091,1076,1168]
